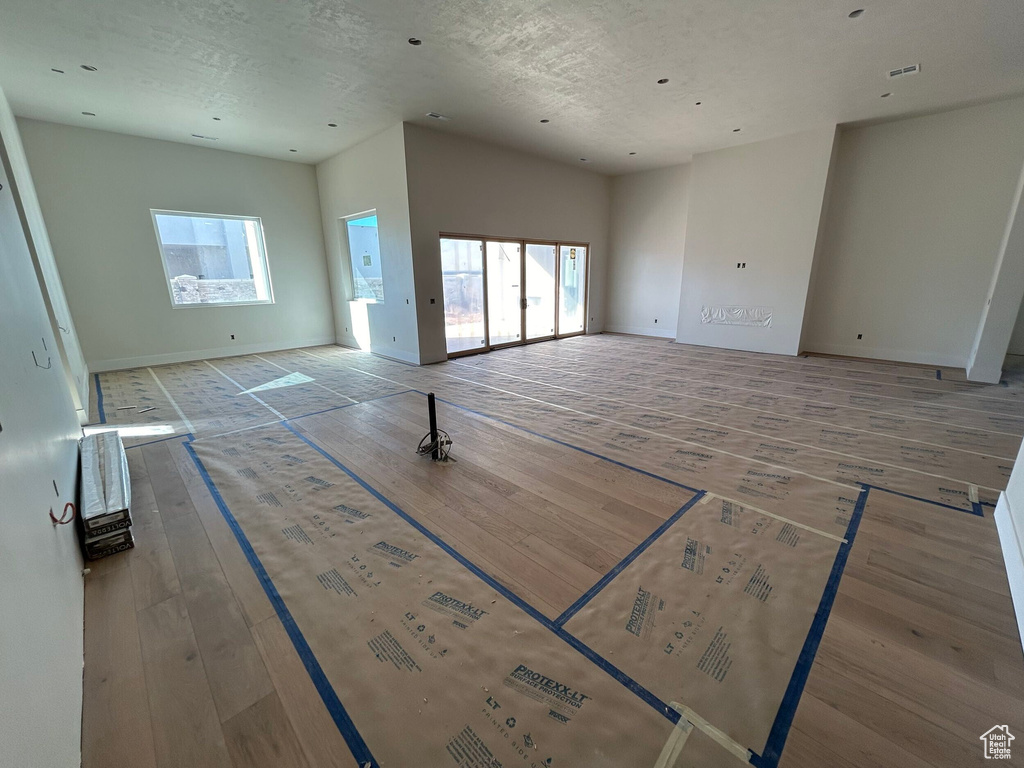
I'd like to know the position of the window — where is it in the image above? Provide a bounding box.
[344,213,384,302]
[151,210,273,307]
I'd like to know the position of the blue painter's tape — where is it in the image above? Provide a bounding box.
[94,372,106,424]
[425,392,702,495]
[184,439,378,767]
[282,421,685,728]
[862,483,983,516]
[282,422,555,628]
[124,433,191,451]
[750,485,870,768]
[555,491,707,628]
[935,369,942,380]
[973,501,985,516]
[284,389,415,423]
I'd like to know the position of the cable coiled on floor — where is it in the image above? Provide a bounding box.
[416,429,454,462]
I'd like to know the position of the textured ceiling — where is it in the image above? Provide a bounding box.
[1,0,1023,174]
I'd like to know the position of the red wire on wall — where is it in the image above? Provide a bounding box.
[50,502,76,526]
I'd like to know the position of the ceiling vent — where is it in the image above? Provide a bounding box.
[425,112,450,120]
[887,63,920,79]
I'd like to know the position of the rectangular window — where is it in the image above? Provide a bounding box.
[151,210,273,307]
[345,213,384,302]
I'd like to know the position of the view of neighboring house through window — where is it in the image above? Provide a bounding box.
[345,213,384,301]
[151,210,273,306]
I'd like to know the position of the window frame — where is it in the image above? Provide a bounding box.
[342,209,385,304]
[150,209,276,309]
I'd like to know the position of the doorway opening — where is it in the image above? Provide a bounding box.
[440,234,588,358]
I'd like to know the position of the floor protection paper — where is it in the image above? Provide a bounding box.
[190,423,743,767]
[562,495,847,758]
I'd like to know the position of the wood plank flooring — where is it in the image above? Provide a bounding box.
[82,336,1024,768]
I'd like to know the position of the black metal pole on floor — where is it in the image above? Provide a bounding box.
[427,392,439,461]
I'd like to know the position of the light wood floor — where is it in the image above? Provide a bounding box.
[82,336,1024,768]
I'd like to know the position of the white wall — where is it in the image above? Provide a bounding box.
[606,164,691,338]
[803,97,1024,367]
[0,93,84,768]
[995,435,1024,653]
[1008,296,1024,356]
[966,160,1024,382]
[0,97,88,417]
[675,126,837,355]
[19,119,335,371]
[403,123,612,364]
[316,124,419,364]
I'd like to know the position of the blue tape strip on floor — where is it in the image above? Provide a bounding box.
[282,420,556,629]
[282,421,686,728]
[861,483,983,516]
[94,372,105,424]
[421,391,702,495]
[282,389,415,422]
[123,433,191,451]
[184,439,378,768]
[751,485,870,768]
[936,369,942,380]
[554,491,707,628]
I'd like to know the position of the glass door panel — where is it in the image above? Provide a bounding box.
[485,241,523,347]
[525,243,556,340]
[558,244,587,335]
[440,238,486,355]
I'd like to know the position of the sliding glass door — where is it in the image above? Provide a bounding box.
[525,243,556,341]
[558,244,587,336]
[485,241,523,347]
[440,238,486,355]
[440,234,588,357]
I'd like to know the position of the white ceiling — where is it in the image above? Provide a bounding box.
[1,0,1022,175]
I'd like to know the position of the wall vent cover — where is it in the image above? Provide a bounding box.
[887,63,920,79]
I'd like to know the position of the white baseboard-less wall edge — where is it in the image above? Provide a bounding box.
[994,491,1024,655]
[89,335,338,372]
[801,341,964,370]
[603,325,675,339]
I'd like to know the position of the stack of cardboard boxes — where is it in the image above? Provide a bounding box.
[79,431,134,559]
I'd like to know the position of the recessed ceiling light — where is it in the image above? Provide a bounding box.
[328,122,338,127]
[540,119,550,123]
[695,101,702,106]
[82,111,96,116]
[80,64,98,71]
[408,37,422,45]
[657,78,669,84]
[580,158,589,162]
[425,112,450,120]
[212,117,221,121]
[848,9,864,18]
[289,149,298,152]
[629,152,637,156]
[881,92,892,97]
[733,128,741,132]
[51,68,64,74]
